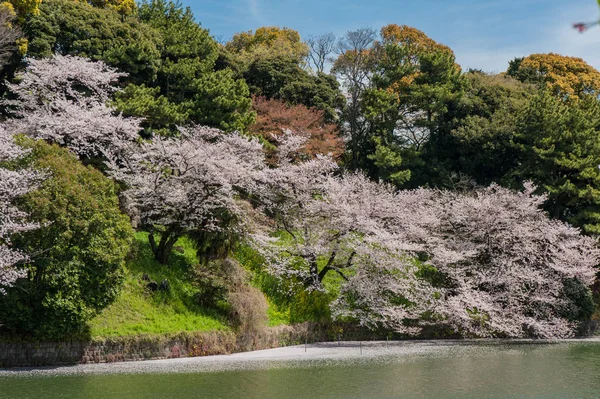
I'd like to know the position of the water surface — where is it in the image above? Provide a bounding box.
[1,340,599,399]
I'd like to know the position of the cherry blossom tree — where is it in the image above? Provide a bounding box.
[5,55,141,157]
[107,125,265,264]
[425,184,599,338]
[0,126,43,293]
[251,133,419,290]
[335,183,600,339]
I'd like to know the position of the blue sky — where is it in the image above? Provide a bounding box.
[183,0,600,73]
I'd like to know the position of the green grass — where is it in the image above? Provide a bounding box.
[89,232,230,339]
[266,298,291,327]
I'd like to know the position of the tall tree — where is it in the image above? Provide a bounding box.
[306,32,336,73]
[25,0,161,84]
[117,0,255,133]
[2,0,41,21]
[5,55,141,158]
[0,140,133,339]
[426,71,534,187]
[0,4,21,70]
[332,27,377,169]
[225,26,309,64]
[84,0,137,15]
[335,184,599,338]
[361,25,463,186]
[513,90,600,234]
[248,96,344,161]
[507,53,600,101]
[221,26,344,123]
[108,126,265,264]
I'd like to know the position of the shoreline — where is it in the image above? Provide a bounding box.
[2,338,599,378]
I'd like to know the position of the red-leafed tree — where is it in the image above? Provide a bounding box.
[248,96,344,161]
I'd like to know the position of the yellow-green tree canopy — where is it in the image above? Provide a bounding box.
[75,0,136,15]
[225,26,309,62]
[380,24,454,56]
[507,53,600,101]
[1,0,41,21]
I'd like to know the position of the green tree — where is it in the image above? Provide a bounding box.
[221,26,344,123]
[225,26,309,64]
[426,71,534,186]
[239,55,344,122]
[361,25,464,186]
[2,0,41,22]
[331,28,377,170]
[26,0,254,134]
[0,140,133,339]
[117,0,254,133]
[513,90,600,234]
[507,53,600,101]
[84,0,137,15]
[25,0,161,84]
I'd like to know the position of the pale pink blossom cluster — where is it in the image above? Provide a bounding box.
[106,125,265,262]
[5,55,141,157]
[250,139,599,338]
[0,126,43,293]
[419,184,599,338]
[333,184,600,338]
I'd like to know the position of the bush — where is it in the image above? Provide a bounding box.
[193,258,268,332]
[0,140,133,339]
[228,286,268,333]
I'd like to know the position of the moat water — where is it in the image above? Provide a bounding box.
[1,340,599,398]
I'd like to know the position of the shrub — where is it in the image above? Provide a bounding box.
[0,140,133,339]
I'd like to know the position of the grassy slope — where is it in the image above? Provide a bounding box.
[89,233,229,339]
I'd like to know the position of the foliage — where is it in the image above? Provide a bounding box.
[513,90,600,234]
[25,0,253,133]
[507,53,600,101]
[248,96,344,161]
[0,140,133,339]
[2,0,40,21]
[237,55,344,122]
[5,55,141,158]
[362,24,463,186]
[219,259,268,333]
[251,141,402,290]
[26,0,161,84]
[425,71,535,186]
[117,0,254,133]
[335,184,599,338]
[0,5,21,71]
[81,0,137,15]
[225,26,309,64]
[331,27,377,170]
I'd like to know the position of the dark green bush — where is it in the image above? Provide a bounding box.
[0,140,134,339]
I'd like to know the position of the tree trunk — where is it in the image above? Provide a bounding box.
[149,229,180,265]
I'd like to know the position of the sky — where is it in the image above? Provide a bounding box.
[182,0,600,73]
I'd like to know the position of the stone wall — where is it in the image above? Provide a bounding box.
[0,323,326,368]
